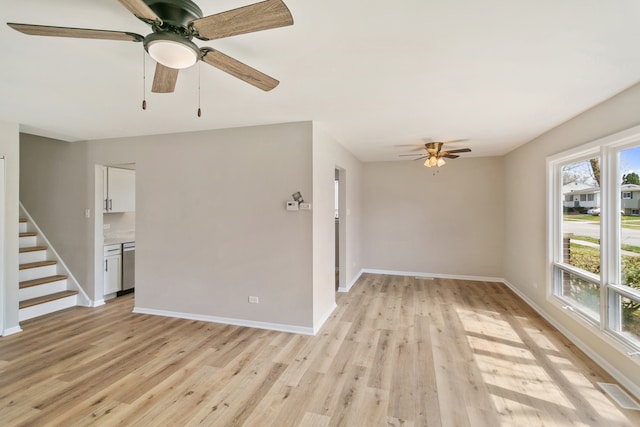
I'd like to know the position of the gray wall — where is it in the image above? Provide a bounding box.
[362,157,505,278]
[312,124,363,327]
[504,82,640,395]
[0,121,20,334]
[20,134,92,295]
[21,122,318,329]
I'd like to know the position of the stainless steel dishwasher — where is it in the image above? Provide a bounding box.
[120,241,135,295]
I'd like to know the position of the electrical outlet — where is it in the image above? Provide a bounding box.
[300,203,311,210]
[103,223,111,230]
[248,296,259,304]
[85,209,91,219]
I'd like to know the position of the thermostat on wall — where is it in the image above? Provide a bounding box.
[286,201,299,211]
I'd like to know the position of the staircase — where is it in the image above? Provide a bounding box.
[18,217,80,321]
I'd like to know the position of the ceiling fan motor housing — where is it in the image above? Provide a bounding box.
[144,0,203,30]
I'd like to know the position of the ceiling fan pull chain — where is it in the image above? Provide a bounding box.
[197,61,202,117]
[142,48,147,110]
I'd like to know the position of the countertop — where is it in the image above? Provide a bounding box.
[104,232,135,245]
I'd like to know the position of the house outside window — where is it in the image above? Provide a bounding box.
[549,129,640,355]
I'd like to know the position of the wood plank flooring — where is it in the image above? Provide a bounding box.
[1,273,639,426]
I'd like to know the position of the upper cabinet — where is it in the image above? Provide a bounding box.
[104,167,135,213]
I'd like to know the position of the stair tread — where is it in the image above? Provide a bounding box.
[19,260,57,270]
[19,218,27,223]
[19,290,78,309]
[19,232,37,237]
[19,246,48,253]
[20,275,68,289]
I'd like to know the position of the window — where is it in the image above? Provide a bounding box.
[550,129,640,353]
[565,195,573,202]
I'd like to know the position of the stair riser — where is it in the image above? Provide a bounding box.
[19,295,78,322]
[19,235,37,248]
[19,222,27,233]
[20,280,68,301]
[19,250,48,265]
[19,265,57,282]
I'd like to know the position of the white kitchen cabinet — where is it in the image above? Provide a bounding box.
[104,167,135,213]
[104,244,122,295]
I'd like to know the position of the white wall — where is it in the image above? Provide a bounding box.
[362,157,504,278]
[0,121,20,335]
[311,124,363,329]
[504,82,640,396]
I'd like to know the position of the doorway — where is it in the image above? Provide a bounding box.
[94,163,136,304]
[335,167,346,291]
[0,157,5,333]
[335,169,339,290]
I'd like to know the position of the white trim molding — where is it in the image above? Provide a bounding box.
[313,302,337,335]
[361,268,503,283]
[338,269,363,293]
[2,326,22,336]
[133,306,315,336]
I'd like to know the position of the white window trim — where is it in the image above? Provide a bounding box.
[547,124,640,356]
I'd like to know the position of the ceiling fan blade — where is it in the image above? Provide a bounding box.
[413,155,429,161]
[191,0,293,41]
[7,23,143,42]
[399,154,423,157]
[442,148,472,154]
[443,154,460,159]
[152,63,179,93]
[117,0,162,24]
[200,48,279,91]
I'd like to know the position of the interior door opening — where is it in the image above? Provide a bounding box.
[94,163,136,305]
[335,169,340,291]
[335,167,346,292]
[0,157,5,333]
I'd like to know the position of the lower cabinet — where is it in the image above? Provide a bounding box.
[104,244,122,295]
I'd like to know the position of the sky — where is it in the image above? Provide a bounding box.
[562,146,640,187]
[621,146,640,176]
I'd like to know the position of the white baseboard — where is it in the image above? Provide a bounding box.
[313,302,337,335]
[87,299,105,308]
[338,269,364,293]
[133,306,315,336]
[2,326,23,336]
[501,279,640,401]
[361,268,503,283]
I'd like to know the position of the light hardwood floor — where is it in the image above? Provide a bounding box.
[1,274,639,426]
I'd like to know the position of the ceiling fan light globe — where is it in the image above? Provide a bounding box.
[424,159,432,168]
[437,157,446,167]
[148,40,197,69]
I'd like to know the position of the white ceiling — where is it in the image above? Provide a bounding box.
[1,0,640,161]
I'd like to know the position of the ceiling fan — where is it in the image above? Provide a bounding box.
[7,0,293,93]
[400,141,472,168]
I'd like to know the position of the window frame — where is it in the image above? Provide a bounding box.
[548,125,640,354]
